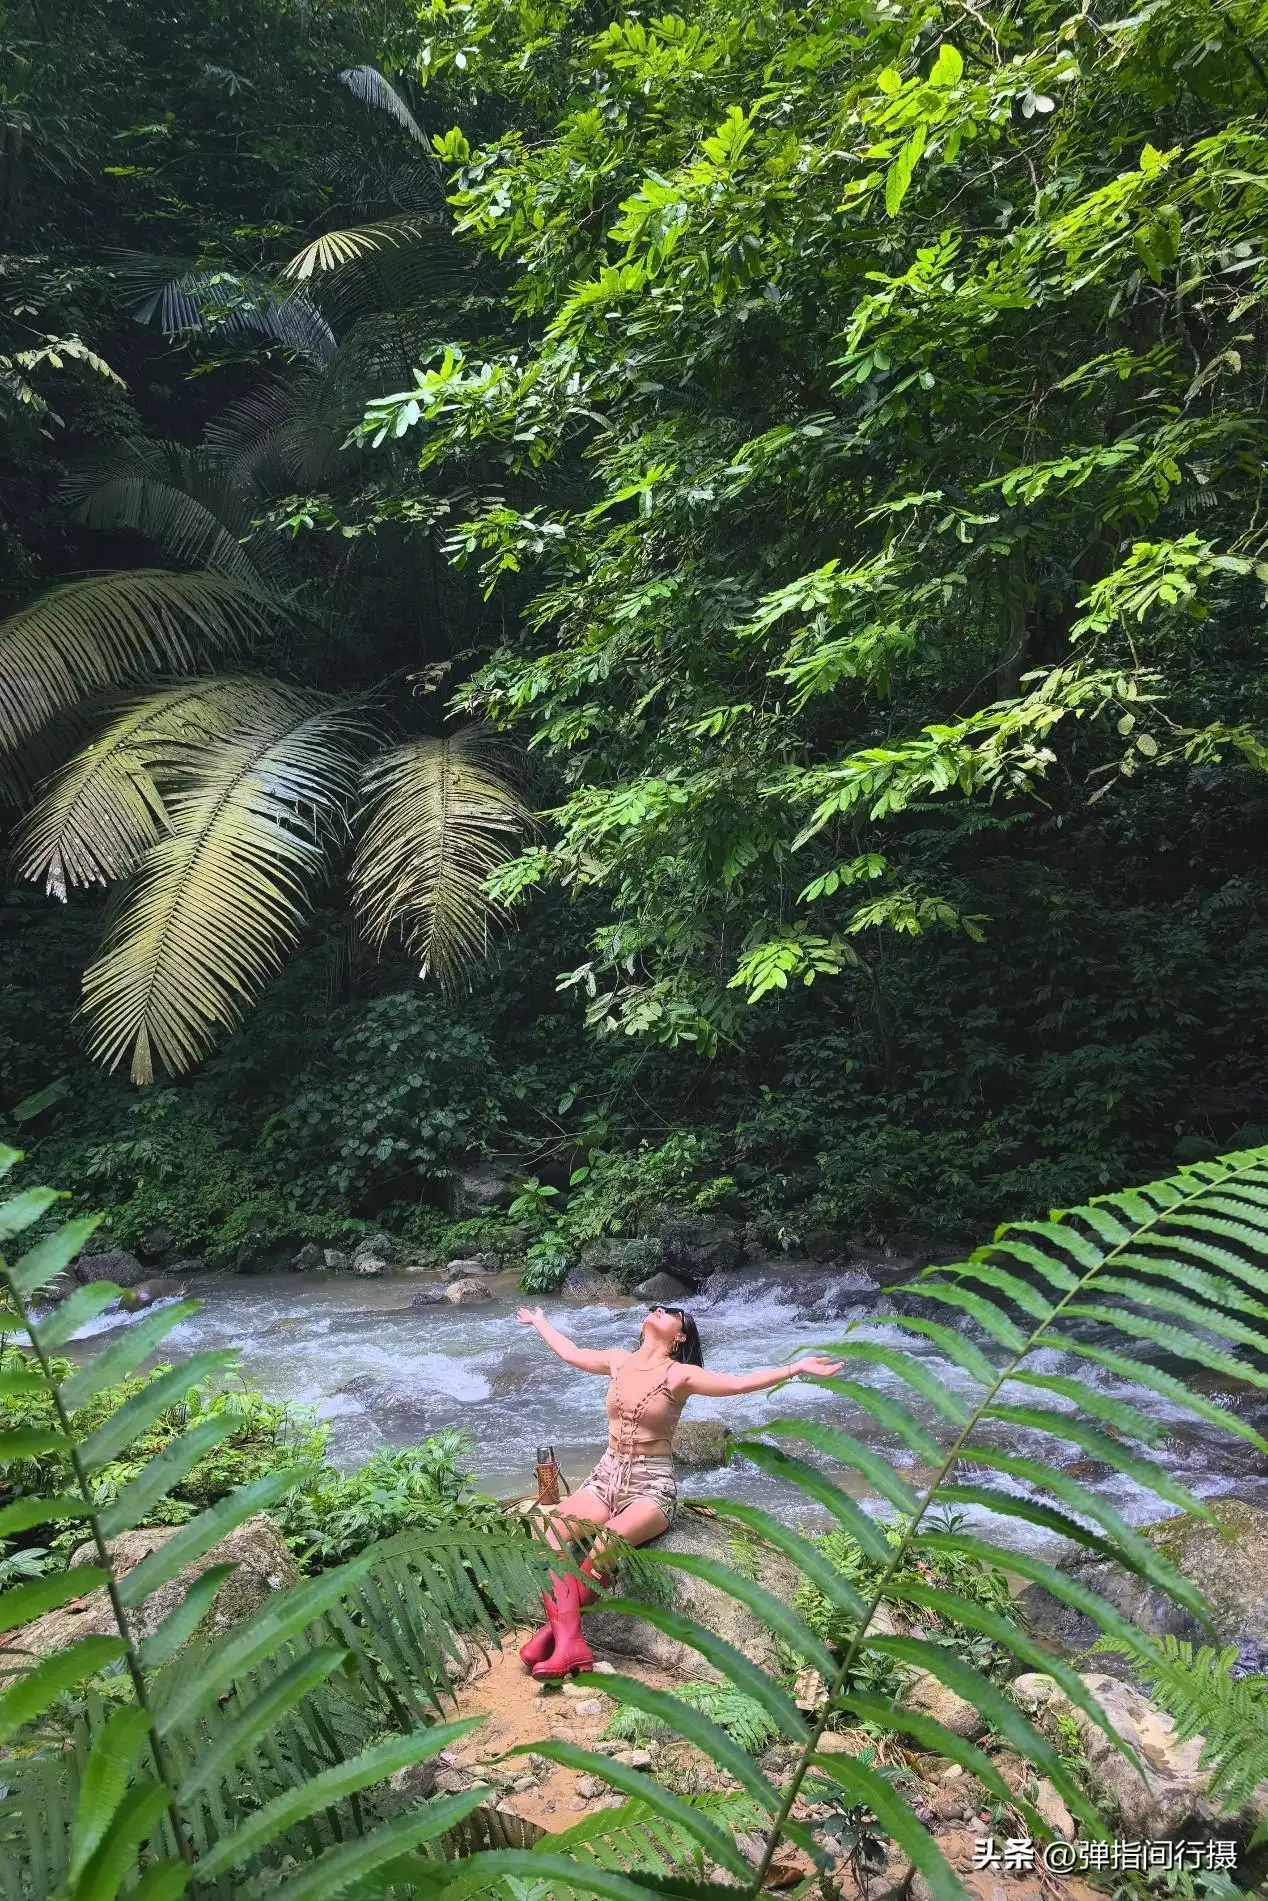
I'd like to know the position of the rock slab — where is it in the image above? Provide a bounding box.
[13,1515,298,1657]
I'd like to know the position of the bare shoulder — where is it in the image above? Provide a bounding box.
[666,1362,697,1395]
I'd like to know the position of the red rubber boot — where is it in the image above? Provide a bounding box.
[574,1557,608,1609]
[531,1573,594,1679]
[518,1591,558,1668]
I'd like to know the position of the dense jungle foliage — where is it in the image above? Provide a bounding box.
[3,0,1268,1252]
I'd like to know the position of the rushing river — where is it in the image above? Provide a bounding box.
[68,1262,1268,1553]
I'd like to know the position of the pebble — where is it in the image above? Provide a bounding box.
[511,1776,538,1793]
[566,1796,588,1812]
[574,1698,605,1718]
[611,1748,653,1769]
[591,1660,616,1675]
[575,1775,605,1799]
[939,1764,965,1781]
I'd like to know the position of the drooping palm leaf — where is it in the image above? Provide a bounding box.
[0,571,276,759]
[13,678,313,897]
[204,375,345,491]
[110,250,336,363]
[81,699,368,1081]
[351,729,531,986]
[64,439,283,587]
[338,66,432,148]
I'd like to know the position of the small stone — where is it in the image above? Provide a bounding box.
[575,1775,605,1799]
[815,1732,853,1755]
[566,1796,588,1812]
[574,1698,604,1718]
[939,1764,964,1781]
[511,1776,538,1793]
[793,1666,826,1711]
[612,1747,653,1769]
[591,1659,616,1675]
[1033,1776,1074,1838]
[389,1759,437,1799]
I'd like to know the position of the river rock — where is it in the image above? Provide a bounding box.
[448,1254,502,1277]
[671,1420,731,1469]
[1021,1499,1268,1658]
[12,1516,297,1657]
[72,1248,150,1289]
[412,1285,447,1307]
[646,1210,742,1278]
[292,1242,325,1272]
[444,1277,494,1304]
[137,1223,176,1264]
[117,1277,187,1312]
[635,1270,696,1302]
[324,1247,350,1271]
[352,1231,395,1270]
[353,1255,386,1277]
[901,1669,987,1740]
[583,1511,795,1678]
[450,1162,519,1218]
[1011,1669,1268,1838]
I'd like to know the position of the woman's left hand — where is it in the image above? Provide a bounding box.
[793,1354,844,1378]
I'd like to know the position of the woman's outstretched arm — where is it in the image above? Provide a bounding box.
[516,1305,615,1374]
[676,1352,842,1398]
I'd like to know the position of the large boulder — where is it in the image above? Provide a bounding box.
[1011,1670,1268,1839]
[12,1515,298,1658]
[444,1277,494,1304]
[351,1232,395,1276]
[647,1211,742,1279]
[583,1509,795,1678]
[73,1249,150,1289]
[671,1420,731,1470]
[450,1163,519,1218]
[635,1271,696,1303]
[448,1254,502,1277]
[1020,1500,1268,1656]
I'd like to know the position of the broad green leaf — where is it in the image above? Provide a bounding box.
[69,1704,154,1883]
[61,1299,203,1409]
[568,1672,781,1814]
[98,1414,237,1537]
[71,1778,170,1901]
[931,41,963,84]
[8,1216,101,1299]
[116,1464,309,1606]
[138,1564,237,1672]
[0,1364,46,1397]
[1045,1334,1268,1451]
[757,1418,920,1510]
[259,1790,491,1901]
[868,1635,1103,1829]
[730,1439,894,1559]
[0,1143,19,1177]
[812,1750,962,1900]
[697,1500,868,1618]
[127,1865,188,1901]
[154,1546,384,1729]
[592,1599,809,1740]
[887,1317,998,1386]
[78,1350,238,1468]
[884,125,926,218]
[0,1565,107,1634]
[30,1282,124,1352]
[805,1375,943,1460]
[643,1548,837,1676]
[0,1636,128,1742]
[195,1717,485,1876]
[835,1692,1012,1800]
[522,1741,752,1878]
[0,1426,66,1461]
[977,1405,1208,1516]
[0,1185,62,1241]
[820,1340,969,1424]
[177,1645,348,1800]
[0,1490,91,1536]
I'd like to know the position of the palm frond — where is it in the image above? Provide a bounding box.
[81,699,369,1081]
[12,677,312,897]
[65,438,281,586]
[338,66,432,148]
[351,729,531,987]
[284,213,451,283]
[109,250,336,363]
[203,376,345,491]
[0,572,275,758]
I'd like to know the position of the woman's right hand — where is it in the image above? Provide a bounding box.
[517,1306,546,1329]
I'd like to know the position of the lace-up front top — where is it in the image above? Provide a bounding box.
[605,1357,688,1461]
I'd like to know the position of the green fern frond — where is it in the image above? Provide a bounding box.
[1122,1637,1268,1809]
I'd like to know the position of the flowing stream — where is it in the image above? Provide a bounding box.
[68,1262,1268,1554]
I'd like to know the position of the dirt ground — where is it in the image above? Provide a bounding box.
[442,1631,1107,1901]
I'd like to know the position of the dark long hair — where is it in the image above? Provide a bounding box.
[662,1307,703,1366]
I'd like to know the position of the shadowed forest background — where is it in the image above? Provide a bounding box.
[3,0,1268,1266]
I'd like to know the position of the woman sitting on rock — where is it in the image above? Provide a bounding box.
[515,1302,842,1678]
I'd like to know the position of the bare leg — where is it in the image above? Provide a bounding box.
[587,1497,671,1569]
[540,1488,611,1554]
